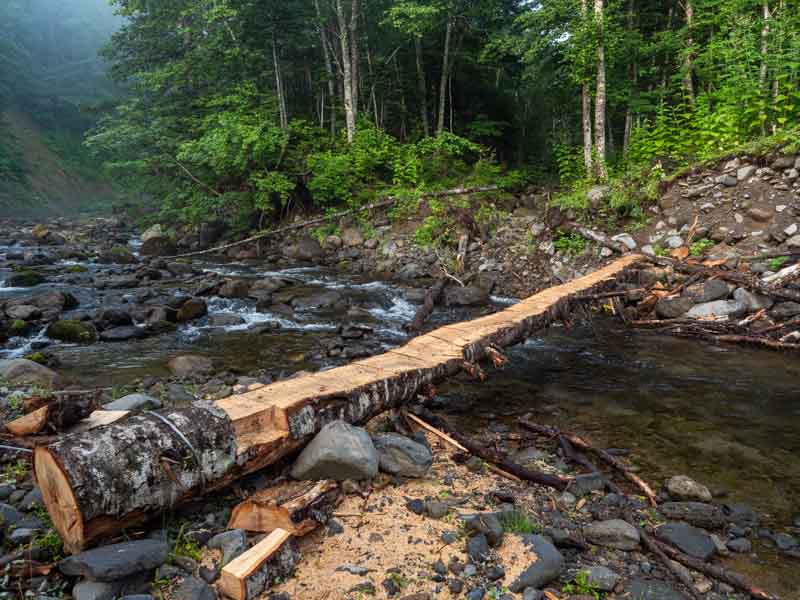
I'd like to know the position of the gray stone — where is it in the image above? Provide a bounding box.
[208,529,247,565]
[463,513,504,548]
[292,236,324,261]
[700,279,731,302]
[630,579,689,600]
[656,522,716,561]
[9,527,39,544]
[167,355,213,378]
[583,566,620,592]
[747,207,772,222]
[727,538,752,553]
[172,575,217,600]
[291,290,345,310]
[0,502,25,531]
[770,532,798,551]
[372,433,432,478]
[19,487,43,510]
[444,286,490,307]
[583,519,640,550]
[722,503,759,528]
[659,502,725,529]
[772,155,796,169]
[523,589,544,600]
[508,534,565,592]
[786,234,800,248]
[73,581,122,600]
[59,539,169,581]
[770,302,800,319]
[208,314,246,327]
[665,236,684,249]
[716,174,738,187]
[587,185,610,207]
[686,299,747,320]
[733,288,774,311]
[0,359,59,386]
[290,421,378,481]
[737,166,756,181]
[568,473,606,497]
[612,233,637,250]
[665,475,712,502]
[656,297,694,319]
[467,533,491,563]
[103,393,162,412]
[100,326,148,342]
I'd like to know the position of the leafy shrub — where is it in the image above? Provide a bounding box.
[554,231,587,256]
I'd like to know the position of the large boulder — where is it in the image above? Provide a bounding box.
[444,286,490,307]
[0,359,59,387]
[291,421,379,481]
[167,354,214,378]
[372,433,432,478]
[291,290,345,311]
[290,236,324,261]
[218,279,251,299]
[140,227,176,257]
[177,298,208,322]
[140,224,165,243]
[58,539,169,582]
[583,519,640,550]
[508,534,565,592]
[7,270,45,287]
[47,320,98,344]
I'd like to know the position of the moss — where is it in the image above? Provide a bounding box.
[7,270,45,287]
[10,319,28,335]
[46,319,98,344]
[24,352,47,364]
[65,264,87,273]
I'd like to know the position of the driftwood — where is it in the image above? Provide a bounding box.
[655,540,780,600]
[228,480,339,535]
[520,419,657,505]
[413,408,571,491]
[407,278,448,334]
[218,528,299,600]
[558,436,622,495]
[575,227,629,254]
[34,255,642,553]
[6,394,98,436]
[170,186,499,259]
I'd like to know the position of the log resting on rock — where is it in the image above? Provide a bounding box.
[35,254,644,554]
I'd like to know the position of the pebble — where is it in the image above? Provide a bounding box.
[727,538,752,553]
[466,588,485,600]
[207,529,247,565]
[467,534,491,563]
[583,519,640,550]
[448,579,464,594]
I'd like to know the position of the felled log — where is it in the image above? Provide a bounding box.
[228,480,339,535]
[219,528,299,600]
[6,393,98,436]
[407,278,448,334]
[34,255,643,553]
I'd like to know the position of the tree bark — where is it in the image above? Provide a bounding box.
[349,0,360,120]
[683,0,695,107]
[336,0,356,142]
[272,36,288,131]
[415,37,430,136]
[314,0,337,136]
[580,0,593,176]
[594,0,608,179]
[437,17,453,136]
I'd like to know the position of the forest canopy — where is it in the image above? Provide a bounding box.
[11,0,799,228]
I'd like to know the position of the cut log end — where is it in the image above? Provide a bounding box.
[34,447,85,554]
[219,528,298,600]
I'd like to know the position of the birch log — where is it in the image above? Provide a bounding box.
[35,255,644,554]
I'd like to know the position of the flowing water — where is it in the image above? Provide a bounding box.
[1,238,798,595]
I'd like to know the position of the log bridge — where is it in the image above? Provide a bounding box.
[34,255,643,554]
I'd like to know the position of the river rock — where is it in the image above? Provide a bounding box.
[659,502,724,529]
[0,359,59,386]
[583,566,620,592]
[665,475,712,502]
[655,296,694,319]
[770,301,800,319]
[291,236,324,261]
[686,299,747,320]
[103,393,162,412]
[5,304,41,321]
[733,288,774,311]
[94,309,134,330]
[630,579,688,600]
[372,433,432,477]
[467,533,491,563]
[218,279,250,298]
[444,286,490,307]
[171,575,217,600]
[167,355,214,378]
[727,538,752,553]
[47,320,98,343]
[747,207,772,222]
[59,539,169,581]
[290,420,379,481]
[722,503,759,528]
[611,233,637,250]
[508,534,565,592]
[341,227,364,247]
[100,326,148,342]
[463,513,504,548]
[656,522,716,560]
[140,235,177,257]
[0,503,25,531]
[177,298,208,321]
[209,314,245,327]
[583,519,640,550]
[568,472,606,496]
[208,529,247,565]
[292,290,345,311]
[8,270,46,287]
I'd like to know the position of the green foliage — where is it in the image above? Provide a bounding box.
[169,524,203,563]
[689,238,714,257]
[562,571,603,599]
[498,510,541,534]
[768,256,790,271]
[2,460,29,482]
[554,230,587,256]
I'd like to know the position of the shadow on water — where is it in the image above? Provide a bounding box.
[439,319,800,596]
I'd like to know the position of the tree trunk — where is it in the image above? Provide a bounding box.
[349,0,360,120]
[272,36,288,131]
[623,0,637,157]
[415,37,430,137]
[336,0,356,142]
[437,17,453,136]
[683,0,695,107]
[314,0,337,136]
[594,0,607,179]
[580,0,593,176]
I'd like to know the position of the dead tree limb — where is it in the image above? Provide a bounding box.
[407,278,448,334]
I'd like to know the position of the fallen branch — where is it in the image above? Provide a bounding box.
[170,186,499,259]
[411,409,571,491]
[575,227,629,254]
[6,393,98,436]
[655,540,780,600]
[407,278,448,334]
[520,419,657,505]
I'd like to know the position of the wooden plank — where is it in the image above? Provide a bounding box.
[218,528,298,600]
